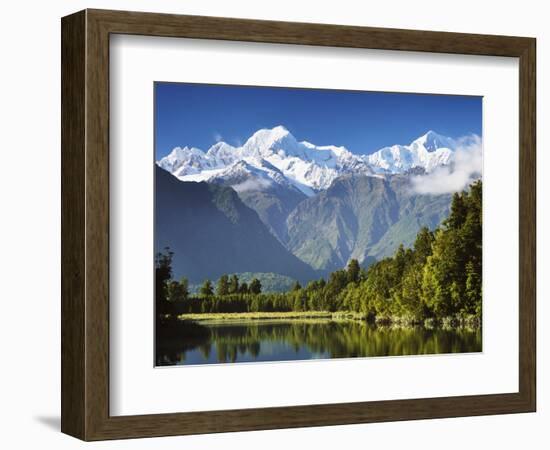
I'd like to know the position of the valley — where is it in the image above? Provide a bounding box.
[156,126,480,283]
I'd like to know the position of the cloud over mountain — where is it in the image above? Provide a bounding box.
[158,126,480,196]
[156,127,481,273]
[410,134,482,195]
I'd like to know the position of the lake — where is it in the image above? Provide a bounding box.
[156,319,482,366]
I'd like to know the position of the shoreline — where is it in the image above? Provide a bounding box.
[176,311,481,329]
[178,311,335,322]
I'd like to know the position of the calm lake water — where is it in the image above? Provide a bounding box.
[156,319,482,366]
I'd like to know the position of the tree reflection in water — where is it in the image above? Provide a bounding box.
[156,320,481,366]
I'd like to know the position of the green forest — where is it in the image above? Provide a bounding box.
[156,180,482,327]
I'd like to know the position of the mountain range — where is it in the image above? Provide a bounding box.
[156,126,479,284]
[158,126,475,191]
[155,165,317,284]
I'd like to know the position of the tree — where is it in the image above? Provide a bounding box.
[400,265,425,320]
[420,182,482,318]
[362,258,395,317]
[446,191,468,229]
[155,247,173,315]
[166,277,189,303]
[216,274,229,296]
[327,270,348,294]
[239,282,249,294]
[292,289,307,311]
[413,227,434,264]
[200,279,214,298]
[347,259,360,284]
[179,277,189,300]
[158,180,482,321]
[249,278,262,294]
[465,261,482,315]
[359,268,368,283]
[421,229,459,316]
[392,244,408,281]
[229,274,239,294]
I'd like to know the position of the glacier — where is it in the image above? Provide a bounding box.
[157,126,478,195]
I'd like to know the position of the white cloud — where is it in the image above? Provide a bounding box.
[213,132,223,143]
[411,135,482,195]
[232,178,273,193]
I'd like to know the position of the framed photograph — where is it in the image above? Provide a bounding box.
[61,9,536,440]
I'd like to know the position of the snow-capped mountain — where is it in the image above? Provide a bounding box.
[366,130,458,174]
[156,127,479,275]
[158,126,375,196]
[157,126,474,195]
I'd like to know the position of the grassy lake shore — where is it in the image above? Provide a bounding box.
[178,311,338,321]
[176,311,480,329]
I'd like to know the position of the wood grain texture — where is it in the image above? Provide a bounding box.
[518,38,536,409]
[85,9,111,440]
[61,8,537,441]
[61,10,86,439]
[89,8,532,56]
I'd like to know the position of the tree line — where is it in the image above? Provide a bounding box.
[156,180,482,323]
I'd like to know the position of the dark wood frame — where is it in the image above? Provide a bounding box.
[61,8,536,441]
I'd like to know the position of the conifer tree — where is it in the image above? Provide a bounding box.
[228,274,239,294]
[239,282,249,294]
[155,247,173,315]
[217,274,230,296]
[347,259,361,284]
[249,278,262,294]
[200,279,214,298]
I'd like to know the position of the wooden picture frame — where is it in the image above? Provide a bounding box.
[61,9,536,441]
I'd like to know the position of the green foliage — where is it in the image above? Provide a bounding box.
[157,181,482,322]
[200,279,214,298]
[167,277,189,303]
[239,282,249,294]
[347,259,360,284]
[230,272,296,293]
[155,247,174,315]
[228,275,239,294]
[249,278,262,294]
[420,180,482,318]
[413,227,434,264]
[216,274,230,296]
[465,261,482,316]
[333,181,482,321]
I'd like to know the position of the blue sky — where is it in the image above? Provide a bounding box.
[155,82,482,159]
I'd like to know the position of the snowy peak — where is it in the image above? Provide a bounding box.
[241,125,298,158]
[205,141,239,167]
[157,127,472,193]
[158,146,207,174]
[412,130,456,152]
[157,126,374,194]
[367,131,460,174]
[163,146,205,164]
[245,125,293,147]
